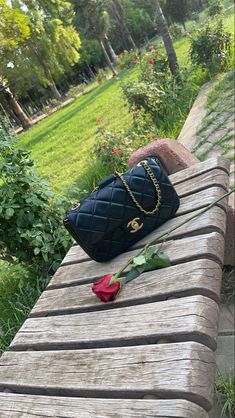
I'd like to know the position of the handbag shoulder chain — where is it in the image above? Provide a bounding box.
[115,160,162,215]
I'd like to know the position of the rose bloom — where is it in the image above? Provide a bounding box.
[149,58,155,65]
[92,274,120,302]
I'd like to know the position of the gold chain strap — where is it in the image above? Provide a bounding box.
[115,160,162,215]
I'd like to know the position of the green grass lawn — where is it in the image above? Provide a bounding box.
[18,73,133,192]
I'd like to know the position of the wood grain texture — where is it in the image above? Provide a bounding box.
[61,206,227,267]
[0,342,215,411]
[170,156,230,185]
[31,259,222,317]
[175,186,228,216]
[0,394,209,418]
[175,169,228,197]
[49,232,225,288]
[10,295,219,351]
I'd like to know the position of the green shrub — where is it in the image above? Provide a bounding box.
[121,50,178,123]
[117,50,138,70]
[190,18,232,72]
[215,371,235,418]
[0,116,71,276]
[93,127,134,172]
[208,0,224,17]
[169,23,183,40]
[96,68,107,84]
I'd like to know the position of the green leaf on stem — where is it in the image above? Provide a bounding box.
[126,246,171,282]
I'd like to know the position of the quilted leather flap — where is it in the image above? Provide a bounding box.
[67,158,177,245]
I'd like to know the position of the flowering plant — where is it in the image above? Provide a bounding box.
[92,189,234,302]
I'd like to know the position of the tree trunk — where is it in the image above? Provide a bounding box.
[109,0,137,51]
[105,35,118,64]
[0,78,32,130]
[154,1,181,82]
[39,59,62,101]
[100,40,117,76]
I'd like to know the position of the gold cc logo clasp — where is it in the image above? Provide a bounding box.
[127,217,143,233]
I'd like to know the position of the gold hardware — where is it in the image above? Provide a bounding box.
[115,160,161,215]
[137,160,147,166]
[127,217,144,233]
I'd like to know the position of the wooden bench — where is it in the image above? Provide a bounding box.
[0,157,230,418]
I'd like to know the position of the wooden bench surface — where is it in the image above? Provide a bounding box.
[0,157,230,418]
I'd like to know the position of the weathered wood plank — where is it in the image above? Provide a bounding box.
[0,342,215,411]
[49,232,225,289]
[174,169,228,197]
[175,186,228,216]
[0,394,209,418]
[31,259,222,317]
[61,206,227,267]
[11,295,219,351]
[170,156,230,185]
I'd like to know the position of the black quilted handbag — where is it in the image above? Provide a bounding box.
[64,157,180,262]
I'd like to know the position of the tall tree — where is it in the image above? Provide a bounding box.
[151,0,181,81]
[0,0,32,129]
[19,0,81,100]
[71,0,117,75]
[108,0,137,50]
[164,0,190,31]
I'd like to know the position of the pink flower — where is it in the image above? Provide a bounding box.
[96,117,103,123]
[149,58,155,65]
[92,274,121,302]
[112,148,121,155]
[147,132,154,139]
[133,59,138,65]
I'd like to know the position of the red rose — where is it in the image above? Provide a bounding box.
[149,58,155,65]
[112,148,117,154]
[92,274,120,302]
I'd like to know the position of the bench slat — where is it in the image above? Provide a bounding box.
[49,232,225,288]
[169,156,230,184]
[0,342,214,411]
[31,259,221,317]
[175,169,228,197]
[175,186,228,216]
[0,394,209,418]
[11,295,219,351]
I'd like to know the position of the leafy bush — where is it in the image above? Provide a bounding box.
[96,68,107,84]
[117,50,138,71]
[122,50,178,123]
[169,23,183,40]
[0,261,49,354]
[0,116,71,276]
[190,18,231,72]
[208,0,224,16]
[93,127,134,172]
